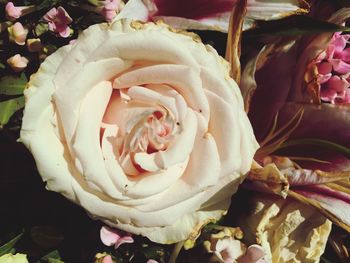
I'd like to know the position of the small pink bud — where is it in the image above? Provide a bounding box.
[7,54,29,72]
[101,0,121,22]
[100,226,134,249]
[27,38,43,52]
[5,2,36,21]
[8,22,28,45]
[43,6,72,38]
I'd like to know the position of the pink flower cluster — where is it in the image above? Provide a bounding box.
[43,7,72,38]
[315,32,350,104]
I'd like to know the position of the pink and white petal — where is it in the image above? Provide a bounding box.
[72,81,128,198]
[100,226,121,246]
[317,73,332,84]
[246,0,307,20]
[340,47,350,62]
[329,59,350,74]
[316,61,332,75]
[115,236,134,249]
[290,184,350,232]
[326,76,350,93]
[133,109,197,170]
[113,64,210,121]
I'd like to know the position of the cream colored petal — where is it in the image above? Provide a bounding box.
[71,81,125,198]
[54,58,131,144]
[237,194,332,263]
[114,64,210,120]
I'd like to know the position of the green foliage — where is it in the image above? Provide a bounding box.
[281,138,350,159]
[0,232,23,257]
[0,73,27,96]
[34,23,49,37]
[36,250,64,263]
[244,15,350,37]
[0,96,25,127]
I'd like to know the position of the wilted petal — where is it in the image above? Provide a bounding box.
[235,192,331,263]
[278,102,350,164]
[117,0,308,32]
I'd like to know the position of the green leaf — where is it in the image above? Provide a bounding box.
[30,226,64,249]
[244,15,350,37]
[36,0,60,10]
[281,138,350,159]
[37,250,64,263]
[35,23,49,37]
[0,63,5,69]
[0,73,27,96]
[0,232,23,256]
[0,96,25,127]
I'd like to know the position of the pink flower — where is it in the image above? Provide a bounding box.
[43,6,72,38]
[8,22,28,45]
[100,226,134,249]
[146,260,158,263]
[313,32,350,104]
[5,2,35,21]
[7,54,29,72]
[101,0,121,22]
[238,245,267,263]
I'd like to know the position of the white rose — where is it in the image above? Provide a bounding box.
[20,19,258,244]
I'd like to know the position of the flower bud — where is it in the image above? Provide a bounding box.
[5,2,36,21]
[8,22,28,45]
[7,54,29,72]
[27,38,43,52]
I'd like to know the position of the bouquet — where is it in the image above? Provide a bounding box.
[1,0,350,262]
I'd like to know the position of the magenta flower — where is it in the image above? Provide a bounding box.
[101,0,121,22]
[100,226,134,249]
[5,2,35,21]
[313,32,350,104]
[43,6,72,38]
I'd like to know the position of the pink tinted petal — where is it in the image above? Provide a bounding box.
[317,61,332,75]
[43,7,57,21]
[5,2,21,20]
[47,22,56,32]
[340,47,350,62]
[102,255,113,263]
[114,236,134,249]
[100,226,121,246]
[343,89,350,103]
[327,75,350,92]
[296,185,350,204]
[318,73,332,84]
[153,0,235,19]
[102,9,117,22]
[332,34,347,53]
[57,6,73,24]
[238,245,266,263]
[57,25,70,38]
[329,59,350,74]
[326,45,336,59]
[104,0,120,10]
[147,260,159,263]
[321,87,337,103]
